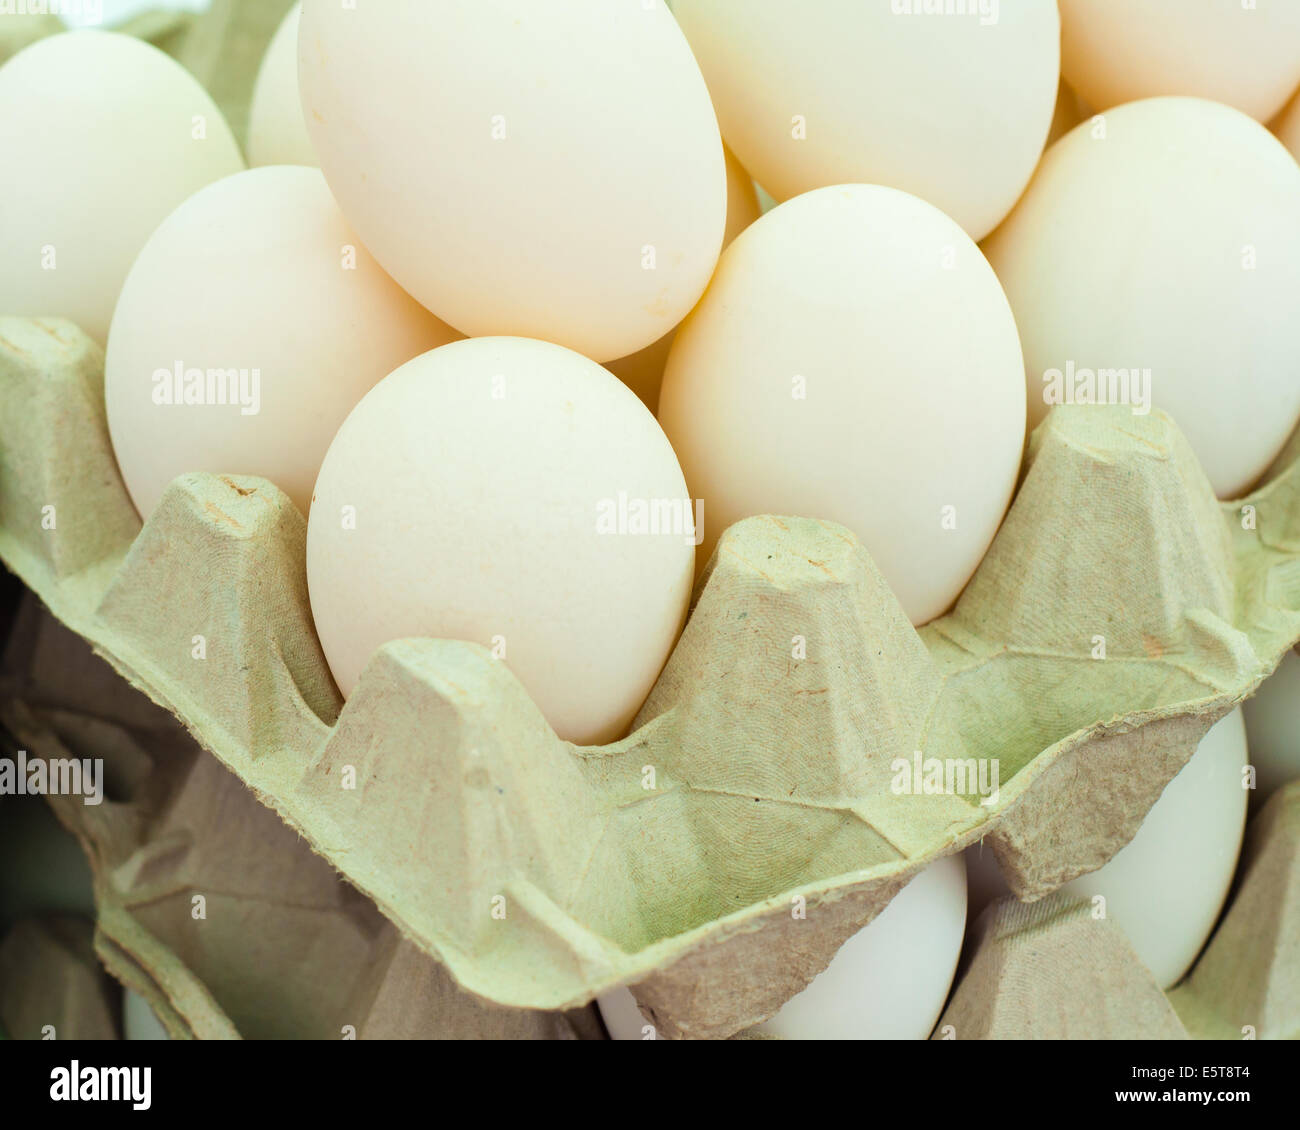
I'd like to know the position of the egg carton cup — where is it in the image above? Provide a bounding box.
[936,781,1300,1040]
[2,318,1299,1039]
[0,598,598,1040]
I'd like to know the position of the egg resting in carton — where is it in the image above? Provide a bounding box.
[934,778,1300,1040]
[0,600,599,1040]
[1,318,1299,1039]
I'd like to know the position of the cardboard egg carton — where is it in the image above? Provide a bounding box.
[0,914,120,1041]
[935,780,1300,1040]
[0,599,599,1040]
[2,317,1299,1039]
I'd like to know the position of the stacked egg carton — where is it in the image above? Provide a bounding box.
[2,316,1298,1039]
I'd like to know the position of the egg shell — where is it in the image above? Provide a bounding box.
[247,3,315,167]
[306,336,696,746]
[672,0,1060,241]
[0,31,244,343]
[599,856,967,1040]
[297,0,726,362]
[605,145,760,411]
[105,166,459,520]
[658,183,1027,626]
[1060,0,1300,123]
[966,709,1249,990]
[983,97,1300,500]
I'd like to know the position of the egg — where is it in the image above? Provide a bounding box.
[306,337,695,745]
[0,31,244,343]
[605,145,760,412]
[983,97,1300,499]
[1060,0,1300,124]
[966,709,1249,990]
[297,0,726,362]
[658,184,1026,626]
[671,0,1059,242]
[1243,648,1300,804]
[122,988,171,1041]
[104,166,459,520]
[599,856,967,1040]
[247,3,315,168]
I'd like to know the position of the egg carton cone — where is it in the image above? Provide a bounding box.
[933,892,1189,1040]
[2,318,1300,1039]
[936,782,1300,1040]
[0,915,120,1040]
[1168,780,1300,1040]
[0,600,598,1040]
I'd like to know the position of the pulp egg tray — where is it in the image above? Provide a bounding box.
[2,316,1299,1039]
[0,606,599,1039]
[937,779,1300,1040]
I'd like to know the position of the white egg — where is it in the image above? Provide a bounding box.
[658,184,1026,626]
[1060,0,1300,124]
[306,337,696,745]
[247,3,315,168]
[672,0,1059,242]
[1243,648,1300,803]
[298,0,726,362]
[599,856,967,1040]
[122,988,171,1041]
[983,97,1300,499]
[604,145,760,412]
[0,31,244,343]
[105,166,459,520]
[965,709,1249,990]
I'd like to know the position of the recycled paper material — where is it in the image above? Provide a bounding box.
[0,914,119,1040]
[2,318,1297,1038]
[1169,780,1300,1040]
[935,894,1189,1039]
[936,782,1300,1040]
[0,598,598,1040]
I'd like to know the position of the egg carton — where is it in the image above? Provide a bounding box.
[0,914,120,1041]
[936,780,1300,1040]
[0,623,599,1039]
[2,317,1299,1039]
